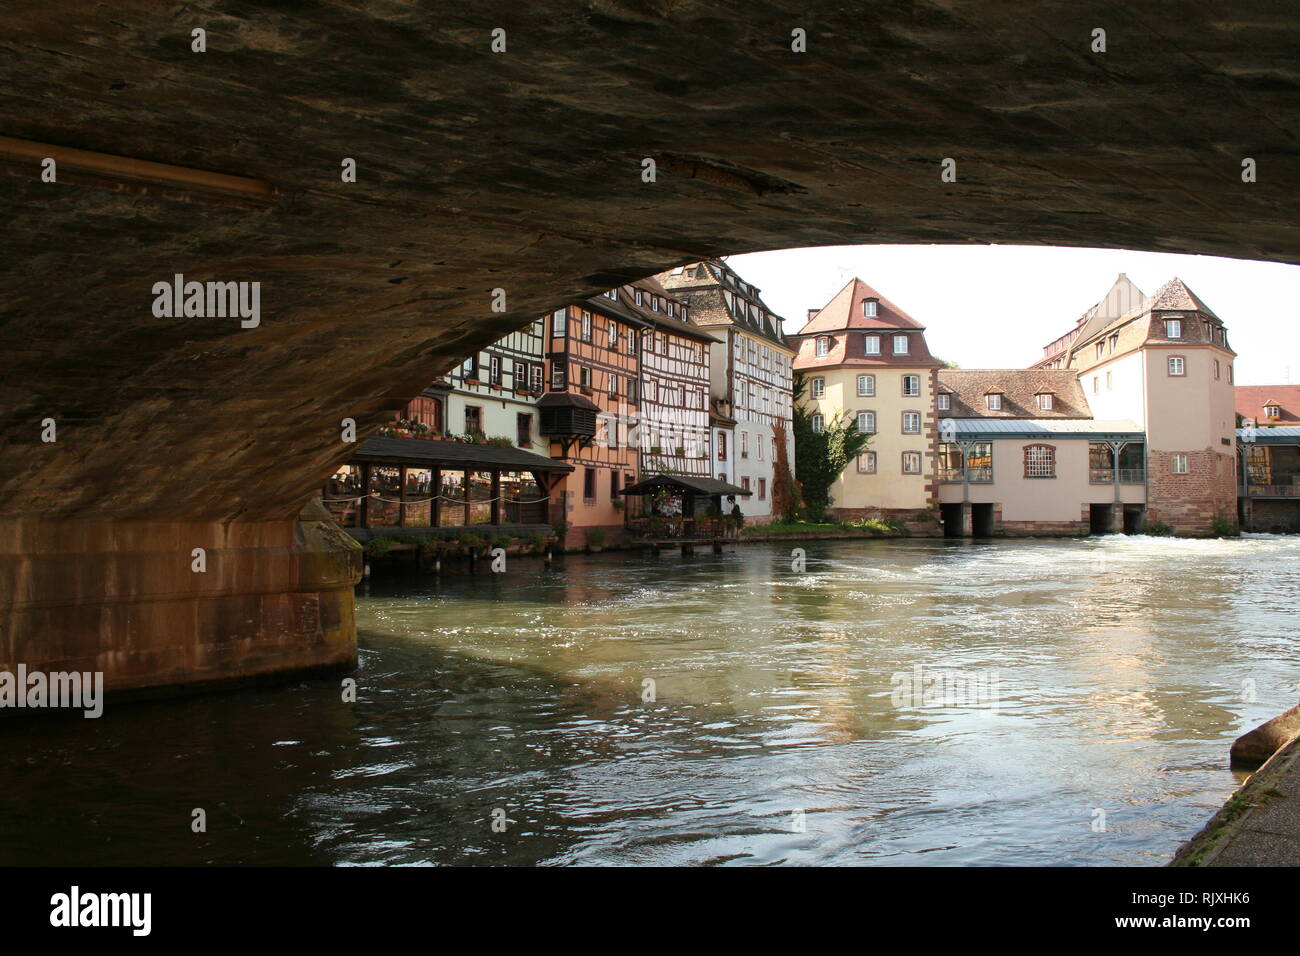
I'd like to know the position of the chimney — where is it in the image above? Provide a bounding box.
[807,308,819,321]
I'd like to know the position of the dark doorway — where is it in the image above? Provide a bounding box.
[940,503,964,537]
[1089,504,1114,535]
[1121,504,1144,534]
[971,503,995,537]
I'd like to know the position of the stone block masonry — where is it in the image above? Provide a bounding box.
[1146,449,1237,533]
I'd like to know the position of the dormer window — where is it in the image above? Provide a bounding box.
[1165,318,1182,338]
[986,393,1003,411]
[1036,392,1054,411]
[862,298,878,318]
[937,392,951,411]
[893,334,909,355]
[635,289,644,306]
[815,336,831,357]
[863,334,881,355]
[605,289,619,300]
[1266,404,1282,419]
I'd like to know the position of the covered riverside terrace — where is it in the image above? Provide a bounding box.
[1239,427,1300,532]
[324,437,571,540]
[620,474,751,549]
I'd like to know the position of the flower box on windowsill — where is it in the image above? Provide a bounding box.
[465,377,482,386]
[580,387,594,396]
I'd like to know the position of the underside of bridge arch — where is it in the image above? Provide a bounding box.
[2,1,1298,694]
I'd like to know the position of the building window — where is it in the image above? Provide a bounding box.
[1214,359,1221,380]
[902,375,920,397]
[811,414,825,434]
[1168,356,1185,376]
[893,334,909,355]
[581,311,592,342]
[1165,319,1182,339]
[609,373,619,396]
[551,361,566,388]
[530,364,543,393]
[609,323,618,349]
[857,374,875,397]
[552,309,567,337]
[937,393,950,411]
[857,451,877,474]
[902,411,921,434]
[740,431,749,459]
[1265,404,1282,419]
[464,406,483,435]
[1228,364,1234,383]
[1024,444,1056,478]
[1109,334,1118,353]
[863,335,881,355]
[1095,342,1104,360]
[579,366,592,389]
[1092,376,1099,394]
[862,298,878,318]
[741,476,751,493]
[811,377,826,398]
[584,468,597,501]
[857,411,876,433]
[635,289,643,306]
[516,413,532,446]
[1035,392,1053,410]
[986,393,1002,411]
[1172,454,1189,474]
[902,451,922,474]
[489,354,501,386]
[758,478,767,500]
[1106,371,1112,391]
[717,430,727,461]
[815,336,830,357]
[757,434,764,460]
[605,288,619,301]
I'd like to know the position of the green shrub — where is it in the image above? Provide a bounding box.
[365,536,400,558]
[1142,521,1174,537]
[1210,513,1241,537]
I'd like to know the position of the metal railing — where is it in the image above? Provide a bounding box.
[1091,468,1147,484]
[939,467,992,483]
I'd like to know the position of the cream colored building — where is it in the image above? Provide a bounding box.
[791,277,940,525]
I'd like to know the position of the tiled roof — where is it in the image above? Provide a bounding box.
[797,277,925,334]
[1236,384,1300,425]
[1149,277,1221,319]
[938,369,1091,419]
[584,279,719,343]
[657,260,790,349]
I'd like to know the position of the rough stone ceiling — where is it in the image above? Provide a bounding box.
[1,0,1297,520]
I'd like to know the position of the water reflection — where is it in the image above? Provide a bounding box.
[0,536,1296,866]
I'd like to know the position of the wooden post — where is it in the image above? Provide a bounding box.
[360,462,372,528]
[491,470,501,525]
[432,467,441,527]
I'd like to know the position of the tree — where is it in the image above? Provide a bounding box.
[791,372,871,521]
[770,418,802,522]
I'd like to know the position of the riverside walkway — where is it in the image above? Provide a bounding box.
[1172,732,1300,866]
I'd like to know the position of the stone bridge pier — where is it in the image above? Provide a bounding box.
[2,1,1299,694]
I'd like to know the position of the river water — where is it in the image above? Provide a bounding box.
[2,535,1297,866]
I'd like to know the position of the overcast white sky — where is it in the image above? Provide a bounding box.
[725,245,1300,386]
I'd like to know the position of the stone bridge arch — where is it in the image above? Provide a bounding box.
[2,1,1297,692]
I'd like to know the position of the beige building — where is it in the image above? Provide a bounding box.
[791,278,942,528]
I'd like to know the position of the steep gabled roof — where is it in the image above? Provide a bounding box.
[798,277,925,334]
[656,259,790,349]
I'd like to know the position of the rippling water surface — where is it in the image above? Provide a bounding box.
[2,536,1297,866]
